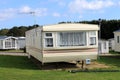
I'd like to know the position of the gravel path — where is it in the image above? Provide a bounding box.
[99,53,120,56]
[0,52,28,56]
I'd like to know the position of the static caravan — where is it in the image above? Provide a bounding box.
[113,30,120,52]
[17,37,26,49]
[108,38,115,50]
[0,36,18,49]
[26,23,99,63]
[98,40,109,54]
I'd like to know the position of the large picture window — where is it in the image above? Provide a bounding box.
[57,32,86,47]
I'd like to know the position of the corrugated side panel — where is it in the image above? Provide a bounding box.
[26,27,43,62]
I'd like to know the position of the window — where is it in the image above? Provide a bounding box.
[45,33,52,37]
[89,31,96,45]
[45,38,53,47]
[12,39,15,47]
[5,39,12,48]
[44,33,53,47]
[57,32,86,47]
[90,37,96,45]
[117,36,119,43]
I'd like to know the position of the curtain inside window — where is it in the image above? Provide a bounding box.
[58,32,86,47]
[45,38,53,47]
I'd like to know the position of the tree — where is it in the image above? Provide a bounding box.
[0,29,9,36]
[7,27,19,36]
[18,26,28,36]
[6,25,39,37]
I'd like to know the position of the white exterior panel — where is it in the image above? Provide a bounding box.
[114,31,120,52]
[26,27,43,62]
[98,40,109,54]
[43,23,99,32]
[43,52,97,63]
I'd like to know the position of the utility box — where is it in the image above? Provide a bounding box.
[86,59,91,64]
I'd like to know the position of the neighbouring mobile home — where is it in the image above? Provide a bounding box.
[98,40,109,54]
[108,38,115,50]
[0,36,18,49]
[17,37,26,49]
[113,30,120,52]
[26,23,99,63]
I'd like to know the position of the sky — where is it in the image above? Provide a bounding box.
[0,0,120,29]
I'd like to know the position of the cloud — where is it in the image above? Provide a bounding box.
[53,12,61,17]
[0,13,13,21]
[0,8,17,21]
[58,1,66,7]
[19,6,31,13]
[48,0,66,7]
[68,0,114,13]
[118,1,120,6]
[34,8,47,16]
[79,15,83,19]
[19,6,47,17]
[0,6,48,21]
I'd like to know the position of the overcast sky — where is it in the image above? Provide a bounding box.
[0,0,120,29]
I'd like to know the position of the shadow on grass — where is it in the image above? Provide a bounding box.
[40,62,78,70]
[109,50,120,54]
[1,55,119,70]
[0,55,39,70]
[0,55,78,70]
[30,56,78,70]
[98,56,120,68]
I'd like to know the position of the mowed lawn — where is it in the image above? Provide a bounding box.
[0,55,120,80]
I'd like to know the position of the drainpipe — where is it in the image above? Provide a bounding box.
[98,18,102,59]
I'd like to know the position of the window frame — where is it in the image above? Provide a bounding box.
[44,32,54,48]
[45,33,52,37]
[89,31,97,45]
[117,36,119,43]
[57,32,87,47]
[5,38,12,48]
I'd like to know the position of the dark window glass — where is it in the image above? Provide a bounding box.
[45,38,53,47]
[46,33,52,37]
[117,36,119,43]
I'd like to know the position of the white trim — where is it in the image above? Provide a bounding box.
[43,23,99,31]
[44,32,54,48]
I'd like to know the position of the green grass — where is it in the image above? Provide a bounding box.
[98,56,120,69]
[109,50,120,54]
[0,55,120,80]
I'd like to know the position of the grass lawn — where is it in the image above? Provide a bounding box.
[0,55,120,80]
[98,56,120,69]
